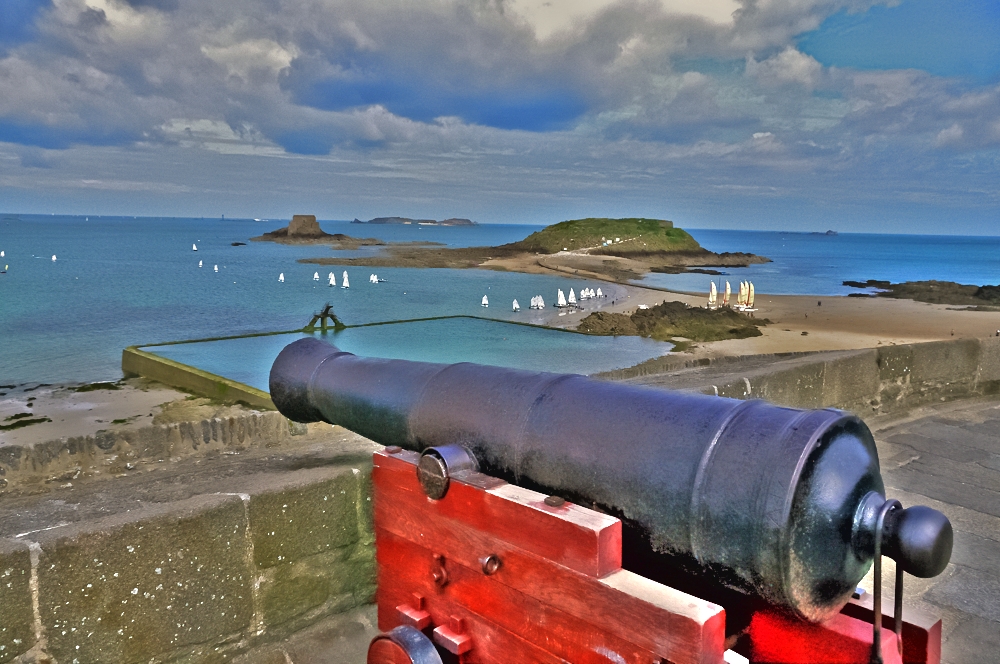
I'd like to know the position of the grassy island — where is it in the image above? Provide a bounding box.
[509,218,700,255]
[297,216,769,282]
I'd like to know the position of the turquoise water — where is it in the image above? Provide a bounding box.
[4,215,1000,386]
[639,229,1000,296]
[147,318,668,391]
[0,216,644,385]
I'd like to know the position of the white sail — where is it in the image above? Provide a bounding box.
[748,282,755,308]
[568,288,577,304]
[512,299,520,311]
[557,289,567,307]
[482,295,489,307]
[709,281,717,307]
[279,272,284,282]
[192,244,197,251]
[342,271,349,288]
[328,272,336,286]
[1,251,4,257]
[51,255,57,261]
[198,260,202,268]
[313,272,319,281]
[214,264,218,272]
[596,288,603,298]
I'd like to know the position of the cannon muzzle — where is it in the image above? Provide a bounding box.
[270,337,952,622]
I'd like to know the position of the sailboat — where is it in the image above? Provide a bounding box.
[1,251,4,257]
[313,272,320,281]
[708,282,717,308]
[596,288,603,298]
[556,289,567,308]
[51,255,57,262]
[512,299,520,311]
[482,295,489,307]
[193,244,197,251]
[723,281,731,307]
[746,282,756,311]
[568,289,577,305]
[328,272,336,287]
[214,264,218,272]
[341,271,349,288]
[198,260,202,268]
[279,273,285,282]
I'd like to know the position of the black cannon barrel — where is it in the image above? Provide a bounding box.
[270,337,952,622]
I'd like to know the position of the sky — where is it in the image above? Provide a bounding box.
[0,0,998,233]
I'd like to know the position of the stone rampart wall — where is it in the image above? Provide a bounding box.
[0,464,374,664]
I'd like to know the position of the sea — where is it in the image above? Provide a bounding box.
[2,215,1000,389]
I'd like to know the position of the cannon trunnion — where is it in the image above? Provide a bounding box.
[270,338,952,663]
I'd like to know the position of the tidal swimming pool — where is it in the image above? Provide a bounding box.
[143,316,672,391]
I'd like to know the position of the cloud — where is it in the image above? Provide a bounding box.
[0,0,996,229]
[746,47,821,88]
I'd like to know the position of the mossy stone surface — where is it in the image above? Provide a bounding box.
[0,538,33,663]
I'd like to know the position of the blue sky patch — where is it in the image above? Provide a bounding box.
[0,0,49,47]
[287,60,587,133]
[798,0,1000,83]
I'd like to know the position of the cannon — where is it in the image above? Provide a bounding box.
[270,338,953,663]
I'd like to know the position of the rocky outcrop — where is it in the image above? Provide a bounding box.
[251,216,385,248]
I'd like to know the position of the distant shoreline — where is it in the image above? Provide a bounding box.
[352,216,475,226]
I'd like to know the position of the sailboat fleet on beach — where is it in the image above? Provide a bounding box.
[709,279,756,313]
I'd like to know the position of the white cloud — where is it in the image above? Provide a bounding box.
[746,47,821,88]
[201,39,298,81]
[508,0,740,39]
[934,123,963,147]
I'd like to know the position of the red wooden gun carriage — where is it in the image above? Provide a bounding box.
[270,339,951,664]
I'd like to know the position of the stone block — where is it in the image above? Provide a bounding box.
[0,538,34,663]
[259,544,375,629]
[876,345,915,382]
[910,339,980,385]
[925,565,1000,623]
[821,349,879,409]
[35,494,252,664]
[976,336,1000,385]
[752,364,826,408]
[249,468,362,569]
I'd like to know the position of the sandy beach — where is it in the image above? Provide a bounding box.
[534,280,1000,359]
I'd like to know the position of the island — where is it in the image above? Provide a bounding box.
[250,215,447,250]
[352,217,476,226]
[298,217,770,282]
[844,279,1000,309]
[577,300,767,349]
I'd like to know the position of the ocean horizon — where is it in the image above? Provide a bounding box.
[3,214,1000,387]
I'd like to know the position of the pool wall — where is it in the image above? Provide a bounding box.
[122,345,275,409]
